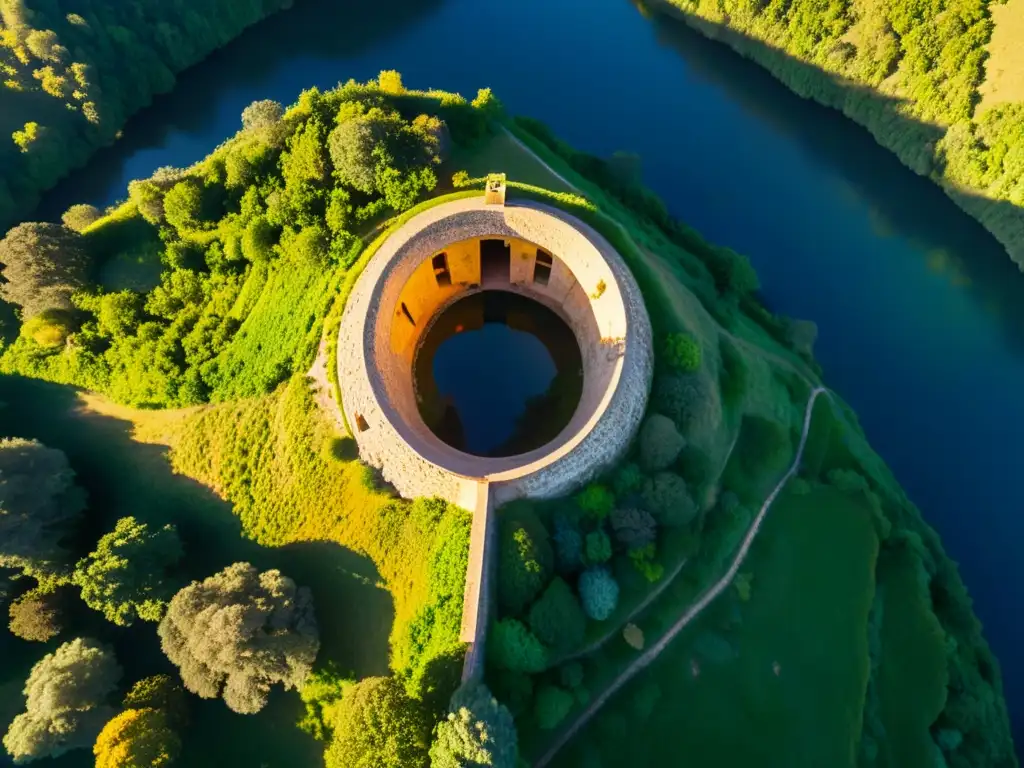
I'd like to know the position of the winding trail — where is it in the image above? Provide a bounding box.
[534,386,831,768]
[307,337,348,436]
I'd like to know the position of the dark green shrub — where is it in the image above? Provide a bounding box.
[497,505,553,615]
[584,530,612,565]
[662,332,701,371]
[733,416,791,480]
[552,516,583,574]
[576,484,614,521]
[578,567,619,621]
[490,670,533,718]
[489,618,548,673]
[610,507,656,549]
[653,372,717,434]
[679,446,713,494]
[642,472,697,528]
[638,414,685,472]
[534,685,573,730]
[527,577,586,654]
[612,462,643,497]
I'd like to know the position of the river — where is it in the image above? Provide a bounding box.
[32,0,1024,752]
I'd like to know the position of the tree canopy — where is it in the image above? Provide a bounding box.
[527,577,586,654]
[0,437,85,574]
[638,414,685,472]
[0,0,295,232]
[93,708,181,768]
[73,516,184,625]
[325,676,431,768]
[157,562,319,714]
[430,682,518,768]
[489,618,548,674]
[8,585,64,642]
[3,638,122,764]
[497,506,553,615]
[0,223,89,318]
[0,78,484,410]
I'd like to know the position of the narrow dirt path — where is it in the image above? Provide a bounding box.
[500,126,584,195]
[534,387,831,768]
[307,337,348,436]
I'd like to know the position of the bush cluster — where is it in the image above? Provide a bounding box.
[1,77,494,409]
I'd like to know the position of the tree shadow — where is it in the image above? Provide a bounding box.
[640,0,1024,358]
[0,374,395,767]
[329,436,358,461]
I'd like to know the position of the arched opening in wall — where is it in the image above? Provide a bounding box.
[480,239,510,286]
[534,248,553,286]
[413,290,584,458]
[432,252,451,287]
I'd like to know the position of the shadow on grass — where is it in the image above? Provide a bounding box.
[0,374,394,768]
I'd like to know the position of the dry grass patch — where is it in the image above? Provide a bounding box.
[978,0,1024,111]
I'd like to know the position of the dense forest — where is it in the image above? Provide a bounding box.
[0,0,295,233]
[655,0,1024,268]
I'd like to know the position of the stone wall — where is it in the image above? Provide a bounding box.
[336,195,653,503]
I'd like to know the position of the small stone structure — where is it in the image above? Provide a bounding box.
[484,173,507,206]
[336,194,653,679]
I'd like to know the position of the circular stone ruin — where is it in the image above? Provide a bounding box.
[337,193,653,507]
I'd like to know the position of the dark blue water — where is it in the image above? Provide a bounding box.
[414,291,582,457]
[33,0,1024,746]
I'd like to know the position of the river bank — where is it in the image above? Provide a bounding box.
[646,0,1024,272]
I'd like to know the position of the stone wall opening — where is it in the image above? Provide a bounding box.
[338,197,653,502]
[413,290,584,458]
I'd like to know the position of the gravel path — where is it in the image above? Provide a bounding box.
[534,386,831,768]
[307,336,347,436]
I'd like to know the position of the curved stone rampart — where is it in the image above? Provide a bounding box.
[337,193,653,681]
[337,195,653,503]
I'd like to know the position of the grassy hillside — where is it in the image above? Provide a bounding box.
[489,118,1016,768]
[644,0,1024,270]
[559,485,880,767]
[0,75,1014,767]
[95,374,472,700]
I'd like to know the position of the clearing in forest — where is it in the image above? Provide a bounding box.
[978,0,1024,111]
